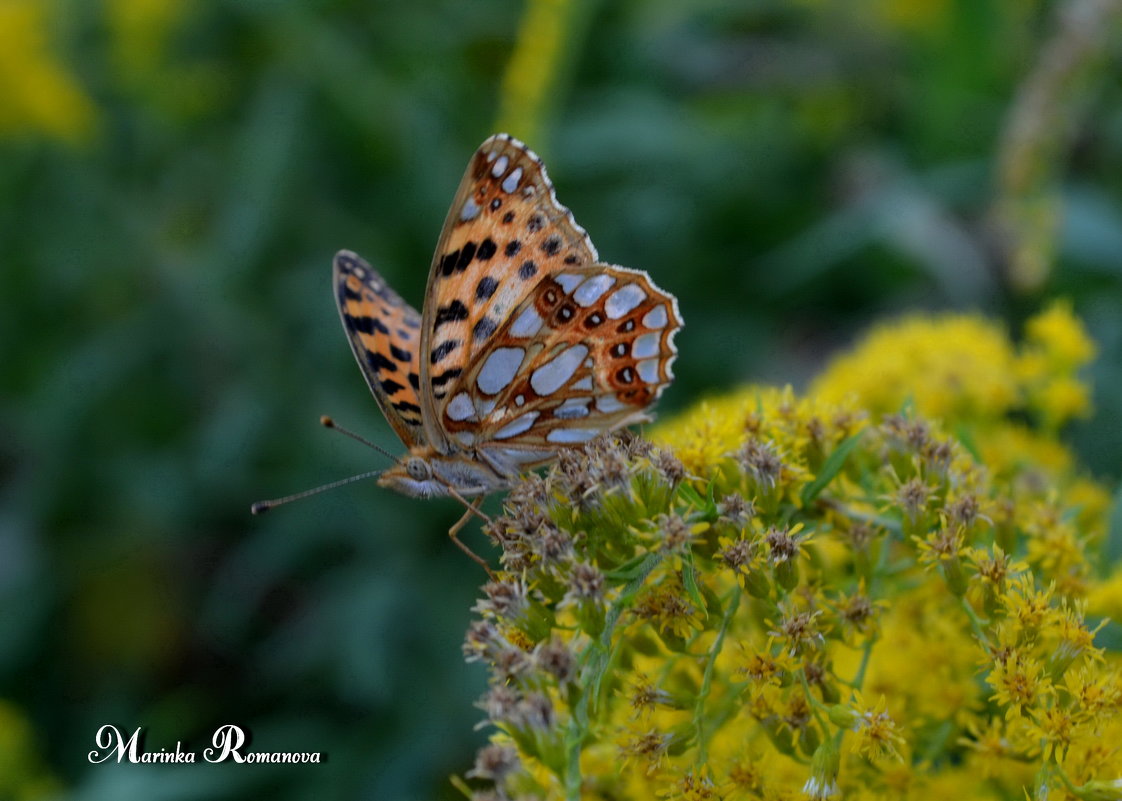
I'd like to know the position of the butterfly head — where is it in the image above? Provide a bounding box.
[377,447,502,499]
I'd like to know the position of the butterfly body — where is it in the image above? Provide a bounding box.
[335,134,682,499]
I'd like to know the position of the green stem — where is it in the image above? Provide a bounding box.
[563,553,662,801]
[961,597,992,650]
[798,667,830,731]
[694,585,741,765]
[851,633,878,691]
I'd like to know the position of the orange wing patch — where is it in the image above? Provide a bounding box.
[333,250,425,447]
[418,134,601,450]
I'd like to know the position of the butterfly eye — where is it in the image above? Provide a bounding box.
[406,458,430,481]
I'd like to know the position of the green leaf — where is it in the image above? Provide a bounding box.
[605,551,658,581]
[801,429,865,505]
[954,424,982,463]
[683,551,707,617]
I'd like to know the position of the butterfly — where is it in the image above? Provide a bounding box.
[333,134,682,513]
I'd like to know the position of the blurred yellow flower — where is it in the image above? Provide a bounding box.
[812,313,1020,422]
[0,700,60,799]
[0,0,97,143]
[106,0,187,77]
[1024,299,1097,369]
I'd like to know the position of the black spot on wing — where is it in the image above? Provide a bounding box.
[541,236,561,255]
[477,238,497,260]
[476,276,498,301]
[505,240,522,257]
[455,242,477,272]
[441,249,459,277]
[502,211,515,224]
[408,372,420,389]
[473,317,497,342]
[430,340,460,364]
[366,351,397,373]
[434,300,469,328]
[390,344,412,362]
[393,401,422,415]
[431,367,463,387]
[381,378,405,395]
[346,314,389,336]
[519,260,537,280]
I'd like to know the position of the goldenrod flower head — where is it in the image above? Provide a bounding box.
[849,692,906,762]
[457,308,1115,801]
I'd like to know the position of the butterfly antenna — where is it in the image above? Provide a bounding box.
[250,469,385,515]
[320,415,400,463]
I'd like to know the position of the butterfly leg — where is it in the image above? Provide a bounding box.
[448,497,496,580]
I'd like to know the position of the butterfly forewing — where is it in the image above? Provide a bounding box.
[333,251,426,447]
[418,134,601,453]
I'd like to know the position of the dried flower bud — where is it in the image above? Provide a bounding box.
[566,561,605,604]
[463,619,502,662]
[532,521,573,565]
[491,646,532,684]
[947,494,980,529]
[717,493,756,527]
[654,449,686,484]
[719,538,755,571]
[896,478,930,526]
[534,638,576,684]
[467,743,520,781]
[658,513,693,553]
[516,691,556,731]
[477,684,521,724]
[475,578,529,620]
[737,439,784,492]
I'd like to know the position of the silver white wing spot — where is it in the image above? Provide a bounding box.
[494,411,540,440]
[574,274,616,307]
[605,284,647,319]
[530,344,588,396]
[510,306,544,338]
[642,304,668,329]
[632,332,661,359]
[447,392,476,421]
[546,427,600,444]
[477,347,525,395]
[502,167,523,193]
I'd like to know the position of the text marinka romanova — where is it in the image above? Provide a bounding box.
[87,724,323,764]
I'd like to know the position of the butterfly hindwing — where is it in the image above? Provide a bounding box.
[440,263,681,473]
[419,134,600,453]
[333,250,426,447]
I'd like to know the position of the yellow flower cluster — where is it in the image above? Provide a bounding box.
[0,700,59,799]
[0,0,97,143]
[459,306,1117,801]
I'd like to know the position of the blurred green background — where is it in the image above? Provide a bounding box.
[2,0,1120,798]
